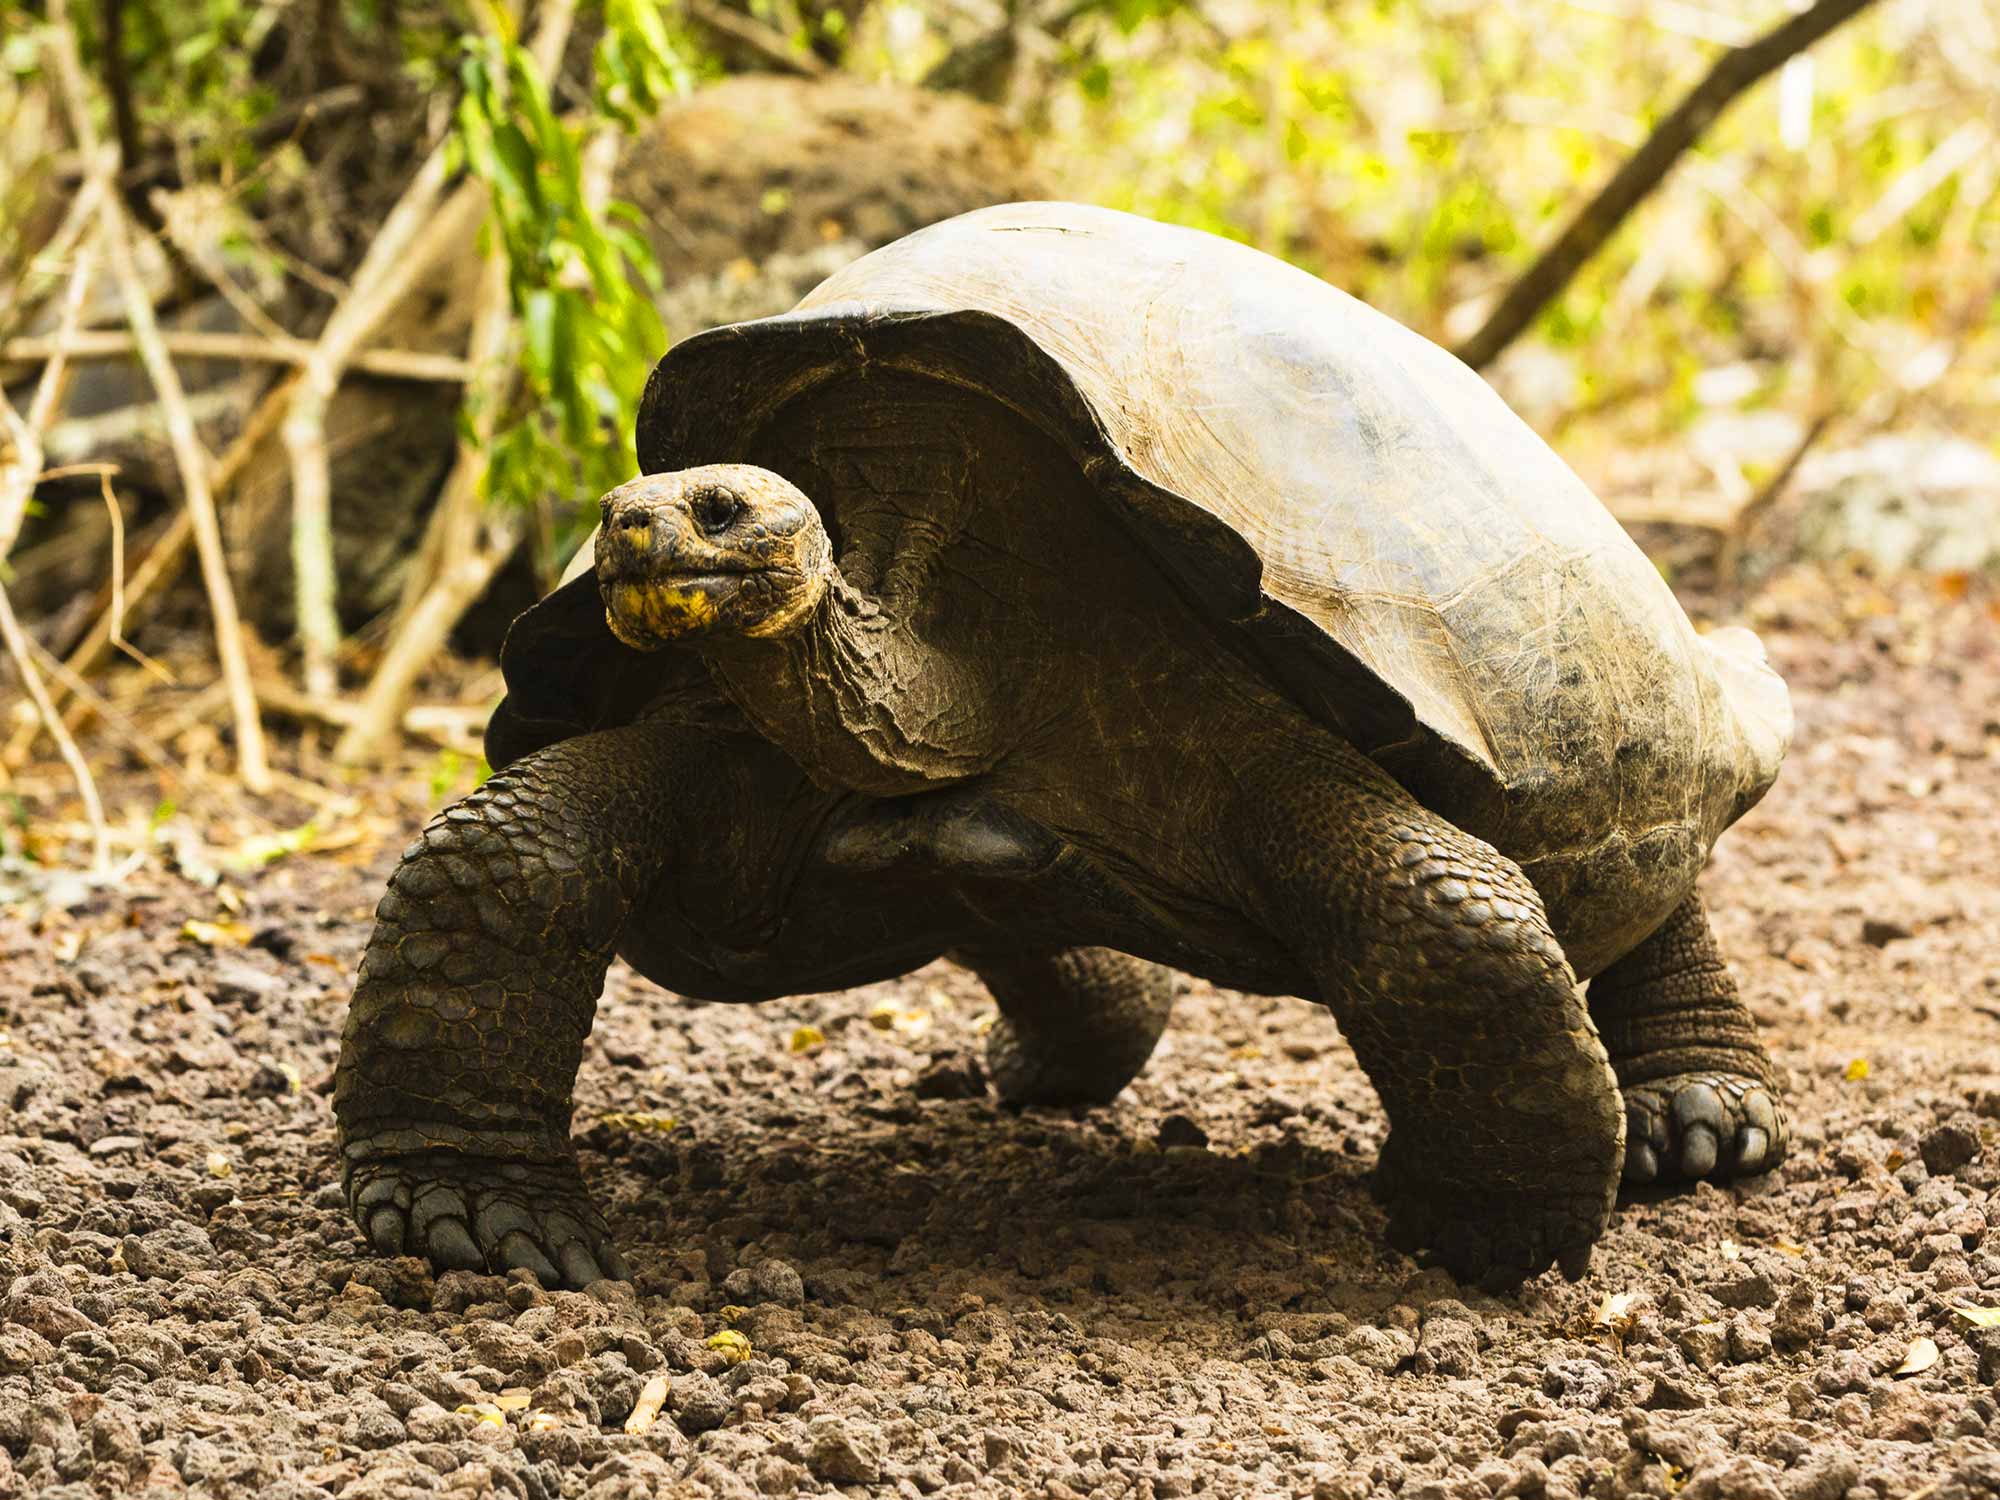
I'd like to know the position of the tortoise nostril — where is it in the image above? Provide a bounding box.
[615,510,652,544]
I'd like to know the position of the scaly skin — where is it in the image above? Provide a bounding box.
[954,945,1178,1106]
[334,726,694,1287]
[1588,894,1788,1185]
[1236,733,1625,1292]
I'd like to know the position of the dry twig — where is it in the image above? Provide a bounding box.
[0,588,109,868]
[2,329,475,383]
[1717,409,1838,589]
[252,669,491,751]
[0,171,107,337]
[280,137,461,698]
[3,376,297,769]
[0,170,111,868]
[44,0,272,793]
[2,232,98,556]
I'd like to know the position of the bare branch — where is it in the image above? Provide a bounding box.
[1452,0,1884,371]
[0,587,109,869]
[2,236,99,558]
[682,0,828,77]
[0,238,111,869]
[0,171,108,337]
[280,0,581,701]
[3,329,476,383]
[281,138,459,698]
[45,0,273,793]
[96,0,145,212]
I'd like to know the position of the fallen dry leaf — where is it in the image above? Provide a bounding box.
[1951,1302,2000,1328]
[1596,1290,1642,1326]
[789,1025,825,1053]
[1894,1337,1939,1376]
[1844,1057,1871,1082]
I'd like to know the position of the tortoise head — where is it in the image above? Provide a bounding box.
[595,465,834,649]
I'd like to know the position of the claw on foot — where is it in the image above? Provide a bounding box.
[344,1150,631,1288]
[1621,1073,1787,1185]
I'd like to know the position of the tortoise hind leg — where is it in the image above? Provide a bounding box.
[1235,735,1625,1291]
[1589,893,1788,1185]
[951,946,1177,1105]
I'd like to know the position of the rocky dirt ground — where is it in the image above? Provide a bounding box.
[4,560,2000,1500]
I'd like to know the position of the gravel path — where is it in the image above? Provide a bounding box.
[4,564,1999,1500]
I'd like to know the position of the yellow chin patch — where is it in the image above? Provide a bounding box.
[606,580,718,648]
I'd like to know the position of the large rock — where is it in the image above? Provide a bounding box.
[1792,433,2000,574]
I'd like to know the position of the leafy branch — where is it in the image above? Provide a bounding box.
[451,0,686,535]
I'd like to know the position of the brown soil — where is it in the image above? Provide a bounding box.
[4,560,2000,1500]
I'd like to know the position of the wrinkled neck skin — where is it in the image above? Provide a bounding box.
[702,572,999,798]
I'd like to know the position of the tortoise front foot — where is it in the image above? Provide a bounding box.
[1621,1073,1787,1185]
[344,1148,630,1289]
[1375,1132,1609,1292]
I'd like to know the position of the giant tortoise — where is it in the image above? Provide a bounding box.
[334,201,1793,1291]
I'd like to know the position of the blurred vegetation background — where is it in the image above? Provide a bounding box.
[0,0,1995,862]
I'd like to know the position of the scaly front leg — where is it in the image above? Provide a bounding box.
[334,725,693,1287]
[1234,732,1626,1292]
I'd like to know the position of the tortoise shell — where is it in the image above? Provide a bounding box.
[494,201,1788,972]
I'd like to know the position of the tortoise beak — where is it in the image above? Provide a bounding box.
[595,479,759,646]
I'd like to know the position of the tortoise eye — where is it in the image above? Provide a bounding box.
[691,489,743,535]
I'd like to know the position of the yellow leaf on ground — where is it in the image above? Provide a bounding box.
[707,1329,752,1364]
[181,918,252,948]
[1844,1057,1871,1081]
[454,1403,504,1428]
[598,1112,676,1133]
[1951,1303,2000,1328]
[789,1026,825,1053]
